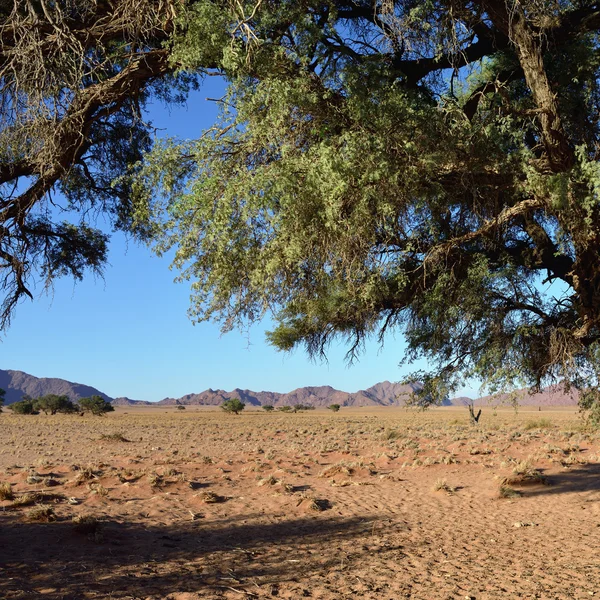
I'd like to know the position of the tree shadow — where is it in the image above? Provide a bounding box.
[0,512,375,599]
[522,463,600,497]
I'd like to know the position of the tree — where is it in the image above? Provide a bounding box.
[0,0,195,329]
[262,405,275,412]
[328,404,341,413]
[34,394,78,415]
[131,1,600,412]
[221,398,245,414]
[78,396,114,416]
[0,388,4,412]
[176,404,187,410]
[8,398,37,415]
[7,3,600,414]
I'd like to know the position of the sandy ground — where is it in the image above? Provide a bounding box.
[1,406,599,599]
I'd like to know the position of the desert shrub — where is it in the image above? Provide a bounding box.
[277,406,293,412]
[176,405,186,410]
[8,399,37,414]
[221,398,245,414]
[0,387,4,413]
[78,395,114,415]
[328,404,341,412]
[34,394,78,415]
[262,405,274,412]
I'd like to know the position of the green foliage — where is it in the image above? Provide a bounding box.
[33,395,78,415]
[292,404,315,412]
[221,398,245,414]
[277,406,293,413]
[328,404,341,412]
[78,396,114,416]
[262,405,274,412]
[176,405,186,410]
[129,0,600,418]
[9,1,600,421]
[8,399,38,415]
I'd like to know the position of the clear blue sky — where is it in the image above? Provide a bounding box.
[1,77,469,402]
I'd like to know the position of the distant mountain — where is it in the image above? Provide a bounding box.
[0,369,112,405]
[474,384,579,407]
[111,397,153,406]
[0,368,581,408]
[157,380,425,407]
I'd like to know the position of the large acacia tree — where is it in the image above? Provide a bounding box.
[5,1,600,407]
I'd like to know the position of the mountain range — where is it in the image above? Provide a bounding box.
[0,368,581,408]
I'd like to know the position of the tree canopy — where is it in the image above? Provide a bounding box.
[4,1,600,406]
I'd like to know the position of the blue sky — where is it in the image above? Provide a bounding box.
[1,76,465,402]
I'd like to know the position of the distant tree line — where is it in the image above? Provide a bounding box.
[5,394,113,416]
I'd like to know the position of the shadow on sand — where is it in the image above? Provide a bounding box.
[524,462,600,497]
[0,512,376,599]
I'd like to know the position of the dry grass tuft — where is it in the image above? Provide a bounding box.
[198,491,227,503]
[433,479,457,493]
[25,504,56,522]
[0,481,14,500]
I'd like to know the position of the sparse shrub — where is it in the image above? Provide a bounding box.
[8,398,38,415]
[221,398,245,415]
[262,405,274,412]
[277,406,293,412]
[328,404,341,412]
[78,395,114,415]
[0,387,4,413]
[176,405,186,410]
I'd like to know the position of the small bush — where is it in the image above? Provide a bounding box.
[328,404,341,412]
[262,405,274,412]
[176,405,186,410]
[277,406,293,412]
[8,399,38,415]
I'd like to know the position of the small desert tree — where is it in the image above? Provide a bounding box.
[221,399,245,415]
[78,396,114,416]
[0,388,4,413]
[262,405,274,412]
[176,405,186,410]
[34,394,78,415]
[328,404,341,413]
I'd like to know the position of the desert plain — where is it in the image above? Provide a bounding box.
[1,405,600,599]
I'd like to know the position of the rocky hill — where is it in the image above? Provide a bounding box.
[0,369,112,405]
